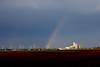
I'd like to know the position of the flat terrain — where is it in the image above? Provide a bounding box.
[0,50,100,67]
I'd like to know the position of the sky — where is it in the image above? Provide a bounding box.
[0,0,100,49]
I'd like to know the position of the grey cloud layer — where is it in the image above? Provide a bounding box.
[0,0,66,10]
[0,0,100,48]
[0,0,100,13]
[68,0,100,13]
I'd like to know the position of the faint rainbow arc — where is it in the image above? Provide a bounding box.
[45,14,67,49]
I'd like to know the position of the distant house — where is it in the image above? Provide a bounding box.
[70,42,78,49]
[58,42,81,50]
[65,47,70,50]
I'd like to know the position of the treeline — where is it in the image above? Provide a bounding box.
[80,47,100,50]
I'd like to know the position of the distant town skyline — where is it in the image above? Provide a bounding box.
[0,0,100,48]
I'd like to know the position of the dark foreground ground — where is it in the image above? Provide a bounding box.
[0,50,100,67]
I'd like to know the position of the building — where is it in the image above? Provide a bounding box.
[70,42,78,49]
[65,47,70,50]
[58,42,81,50]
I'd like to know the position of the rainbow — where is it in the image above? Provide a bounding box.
[45,14,67,49]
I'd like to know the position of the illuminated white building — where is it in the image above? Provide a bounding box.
[70,42,78,49]
[65,47,70,50]
[58,42,80,50]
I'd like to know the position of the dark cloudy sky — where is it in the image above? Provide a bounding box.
[0,0,100,48]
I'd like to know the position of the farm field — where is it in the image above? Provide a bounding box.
[0,50,100,67]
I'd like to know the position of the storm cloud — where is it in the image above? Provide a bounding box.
[0,0,100,48]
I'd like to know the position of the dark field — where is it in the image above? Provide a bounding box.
[0,50,100,67]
